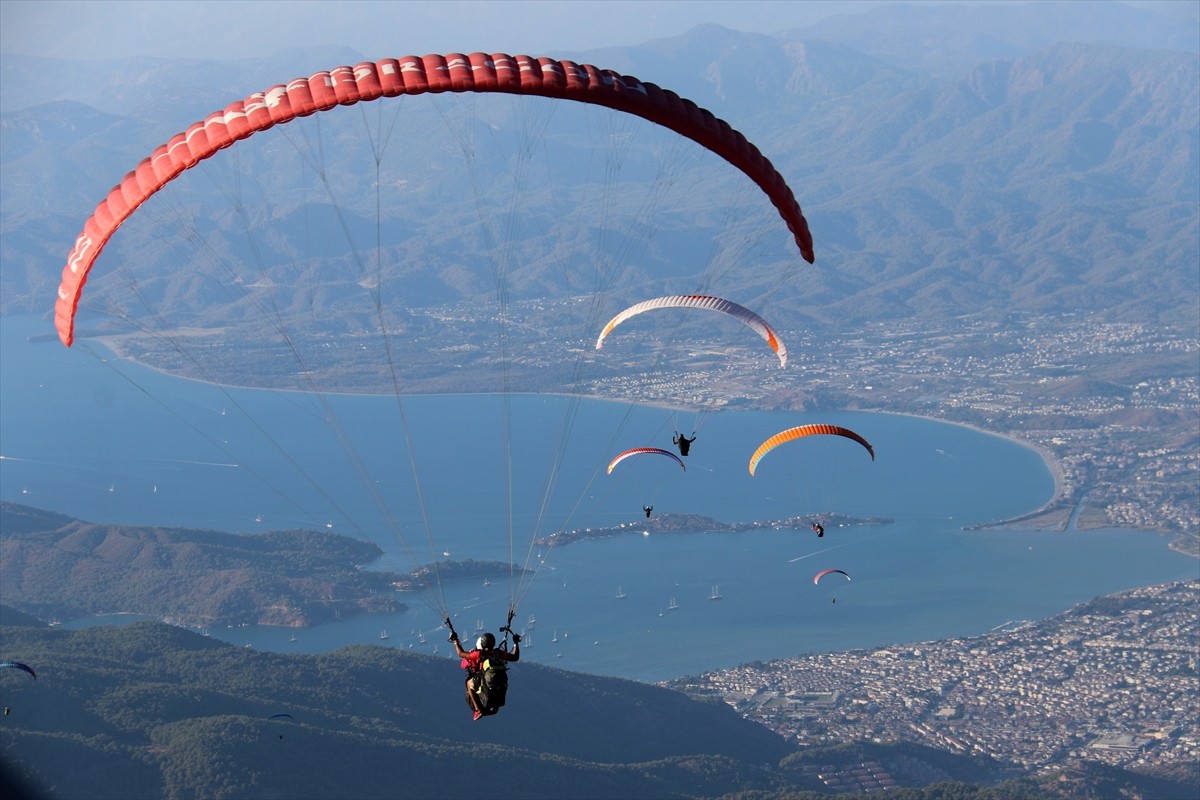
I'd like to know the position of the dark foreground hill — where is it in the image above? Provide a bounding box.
[0,616,1061,800]
[0,618,800,799]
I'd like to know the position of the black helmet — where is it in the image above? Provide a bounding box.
[476,632,495,650]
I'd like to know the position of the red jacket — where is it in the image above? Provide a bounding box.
[461,647,517,672]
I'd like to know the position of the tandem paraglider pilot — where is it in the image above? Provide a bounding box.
[451,630,520,721]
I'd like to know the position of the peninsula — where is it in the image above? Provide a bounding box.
[0,502,520,628]
[534,512,892,548]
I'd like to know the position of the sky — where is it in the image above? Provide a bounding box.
[1,0,911,61]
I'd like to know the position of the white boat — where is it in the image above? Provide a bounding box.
[379,630,389,640]
[526,613,536,629]
[667,597,679,611]
[615,586,627,599]
[551,629,558,643]
[710,585,722,600]
[289,633,297,642]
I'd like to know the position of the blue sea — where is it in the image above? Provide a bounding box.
[1,315,1194,682]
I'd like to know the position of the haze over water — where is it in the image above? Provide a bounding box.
[2,315,1194,682]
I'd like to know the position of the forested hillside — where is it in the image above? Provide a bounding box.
[0,618,802,799]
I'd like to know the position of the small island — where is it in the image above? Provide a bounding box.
[534,512,892,548]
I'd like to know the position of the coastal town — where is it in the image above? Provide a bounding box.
[665,580,1199,793]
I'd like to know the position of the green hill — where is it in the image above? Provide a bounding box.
[0,619,800,799]
[0,502,404,627]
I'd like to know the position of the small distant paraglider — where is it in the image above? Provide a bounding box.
[269,712,295,740]
[814,569,851,604]
[596,295,789,368]
[813,569,851,585]
[748,424,875,476]
[0,662,36,680]
[607,447,686,475]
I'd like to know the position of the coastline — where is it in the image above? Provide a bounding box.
[88,333,1072,530]
[849,409,1070,532]
[88,332,699,411]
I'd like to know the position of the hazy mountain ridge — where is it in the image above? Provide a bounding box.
[1,8,1194,331]
[783,0,1199,77]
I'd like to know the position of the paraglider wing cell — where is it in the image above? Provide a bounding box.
[54,52,814,348]
[607,447,686,475]
[596,295,788,367]
[748,424,875,476]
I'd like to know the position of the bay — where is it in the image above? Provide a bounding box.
[2,315,1194,682]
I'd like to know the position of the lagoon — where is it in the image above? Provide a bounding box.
[3,315,1195,682]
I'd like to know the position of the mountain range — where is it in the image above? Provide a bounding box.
[1,2,1196,335]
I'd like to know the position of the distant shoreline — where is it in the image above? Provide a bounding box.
[84,333,1069,531]
[87,331,696,411]
[867,410,1068,531]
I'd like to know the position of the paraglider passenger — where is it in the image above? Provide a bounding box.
[643,505,653,518]
[450,630,520,721]
[811,522,825,538]
[672,432,696,457]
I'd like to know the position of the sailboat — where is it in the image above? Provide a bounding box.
[710,585,722,600]
[379,630,389,640]
[615,586,627,599]
[551,629,558,643]
[667,597,679,611]
[526,613,537,629]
